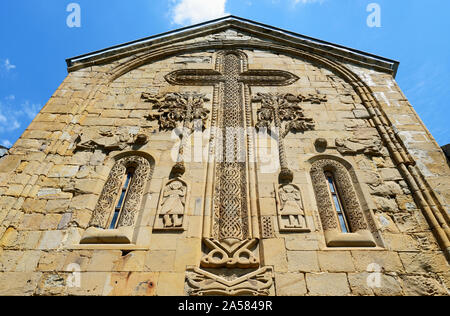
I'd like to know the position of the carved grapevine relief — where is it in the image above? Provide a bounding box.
[253,93,316,182]
[89,155,152,229]
[143,92,210,176]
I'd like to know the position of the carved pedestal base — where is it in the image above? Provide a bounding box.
[201,238,259,269]
[186,266,274,296]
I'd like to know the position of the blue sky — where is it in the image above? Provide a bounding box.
[0,0,449,148]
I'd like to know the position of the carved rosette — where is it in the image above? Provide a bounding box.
[89,156,152,229]
[310,159,368,232]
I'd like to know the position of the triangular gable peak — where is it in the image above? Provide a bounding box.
[66,16,399,77]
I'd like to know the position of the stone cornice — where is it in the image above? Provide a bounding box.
[66,16,399,77]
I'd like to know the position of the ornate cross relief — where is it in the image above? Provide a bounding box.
[163,50,300,296]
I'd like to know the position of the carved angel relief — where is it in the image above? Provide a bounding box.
[154,178,188,231]
[276,184,310,232]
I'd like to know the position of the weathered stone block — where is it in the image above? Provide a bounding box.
[275,272,307,296]
[306,273,350,296]
[287,251,320,273]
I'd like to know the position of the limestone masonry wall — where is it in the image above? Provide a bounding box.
[0,31,448,295]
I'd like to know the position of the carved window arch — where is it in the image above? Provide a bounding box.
[80,155,153,244]
[310,158,376,247]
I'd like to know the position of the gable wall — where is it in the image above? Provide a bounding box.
[0,30,448,296]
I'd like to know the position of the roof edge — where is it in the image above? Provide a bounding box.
[66,15,400,77]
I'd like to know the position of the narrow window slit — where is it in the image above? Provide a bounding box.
[109,167,135,230]
[325,172,351,234]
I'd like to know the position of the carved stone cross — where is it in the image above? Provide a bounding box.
[166,51,299,249]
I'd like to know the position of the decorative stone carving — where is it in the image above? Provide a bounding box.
[89,155,152,230]
[143,92,210,176]
[165,50,298,296]
[75,127,148,153]
[276,184,310,232]
[253,93,315,183]
[310,159,368,232]
[261,216,275,239]
[142,92,210,132]
[336,135,384,157]
[310,158,376,247]
[314,138,328,153]
[186,266,274,296]
[304,93,327,104]
[200,238,259,269]
[153,178,188,231]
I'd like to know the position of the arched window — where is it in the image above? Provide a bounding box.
[108,167,135,230]
[325,171,350,234]
[80,154,153,244]
[310,158,376,247]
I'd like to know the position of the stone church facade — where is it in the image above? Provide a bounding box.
[0,17,448,296]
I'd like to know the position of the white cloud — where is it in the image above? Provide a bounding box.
[22,101,42,120]
[1,140,12,148]
[4,59,16,71]
[171,0,229,26]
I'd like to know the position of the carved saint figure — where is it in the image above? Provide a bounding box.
[279,184,306,228]
[160,180,186,228]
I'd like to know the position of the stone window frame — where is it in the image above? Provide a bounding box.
[309,156,377,247]
[80,152,155,245]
